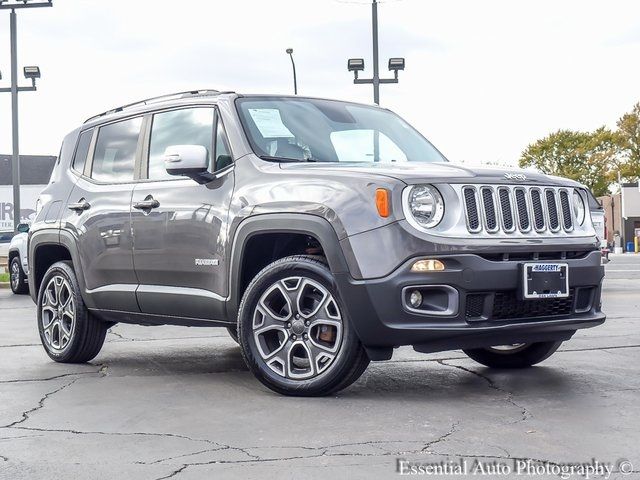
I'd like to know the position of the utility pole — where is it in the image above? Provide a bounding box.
[371,0,380,104]
[0,1,51,232]
[285,48,297,95]
[347,0,405,106]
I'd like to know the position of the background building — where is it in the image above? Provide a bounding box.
[0,154,56,232]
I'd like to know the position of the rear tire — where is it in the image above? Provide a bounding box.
[10,256,29,295]
[463,341,562,369]
[238,255,369,396]
[37,261,108,363]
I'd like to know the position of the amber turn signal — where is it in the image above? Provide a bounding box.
[375,188,390,217]
[411,259,445,272]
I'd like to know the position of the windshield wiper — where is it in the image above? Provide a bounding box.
[259,155,318,163]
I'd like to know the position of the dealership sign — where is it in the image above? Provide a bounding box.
[0,185,43,231]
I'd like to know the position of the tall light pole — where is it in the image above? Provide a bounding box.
[0,0,51,232]
[285,48,297,95]
[347,0,405,105]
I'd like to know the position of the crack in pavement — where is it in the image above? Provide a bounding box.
[437,360,531,423]
[2,378,79,428]
[0,369,103,384]
[150,436,464,479]
[421,421,459,453]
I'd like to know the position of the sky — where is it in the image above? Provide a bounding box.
[0,0,639,166]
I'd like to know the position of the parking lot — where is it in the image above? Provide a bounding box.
[0,255,639,479]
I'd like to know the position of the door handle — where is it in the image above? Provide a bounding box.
[133,198,160,210]
[68,200,90,212]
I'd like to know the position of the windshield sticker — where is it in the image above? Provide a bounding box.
[248,108,294,138]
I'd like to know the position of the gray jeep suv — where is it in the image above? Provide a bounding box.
[28,90,605,396]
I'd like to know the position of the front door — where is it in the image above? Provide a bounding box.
[131,107,235,320]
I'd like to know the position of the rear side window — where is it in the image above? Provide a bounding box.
[91,117,142,183]
[72,129,93,174]
[148,108,215,180]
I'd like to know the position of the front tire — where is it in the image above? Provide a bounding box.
[463,341,562,369]
[37,261,108,363]
[10,257,29,294]
[238,255,369,396]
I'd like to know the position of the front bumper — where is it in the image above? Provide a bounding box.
[335,250,605,358]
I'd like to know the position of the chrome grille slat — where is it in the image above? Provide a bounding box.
[559,190,573,231]
[530,189,545,231]
[514,188,530,231]
[498,187,515,232]
[461,185,576,235]
[462,187,481,232]
[480,187,498,232]
[545,189,560,232]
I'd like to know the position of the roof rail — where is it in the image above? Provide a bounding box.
[83,89,230,124]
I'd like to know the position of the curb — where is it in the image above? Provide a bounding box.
[0,282,10,289]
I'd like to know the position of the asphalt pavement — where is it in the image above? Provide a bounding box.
[0,255,639,479]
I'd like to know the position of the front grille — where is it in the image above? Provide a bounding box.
[462,185,576,235]
[491,289,575,320]
[465,294,486,319]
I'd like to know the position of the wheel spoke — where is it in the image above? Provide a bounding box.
[296,278,328,319]
[63,299,75,319]
[286,340,315,379]
[307,342,337,375]
[254,304,286,330]
[53,277,63,305]
[308,319,342,354]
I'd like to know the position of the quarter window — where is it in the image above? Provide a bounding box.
[72,129,93,174]
[214,117,232,171]
[148,108,215,180]
[91,117,142,183]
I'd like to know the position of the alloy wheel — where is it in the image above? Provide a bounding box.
[252,276,344,380]
[10,261,20,290]
[41,275,76,351]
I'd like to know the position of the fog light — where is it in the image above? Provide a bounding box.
[409,290,423,308]
[411,259,445,272]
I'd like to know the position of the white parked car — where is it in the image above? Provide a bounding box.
[8,224,30,294]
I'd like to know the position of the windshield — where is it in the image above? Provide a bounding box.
[236,97,447,164]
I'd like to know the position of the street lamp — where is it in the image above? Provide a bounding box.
[0,0,51,232]
[285,48,297,95]
[347,0,405,105]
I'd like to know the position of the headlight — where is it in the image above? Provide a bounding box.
[572,190,586,225]
[407,185,444,228]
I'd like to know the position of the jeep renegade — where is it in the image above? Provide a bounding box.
[28,90,605,396]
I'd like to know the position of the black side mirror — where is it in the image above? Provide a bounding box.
[17,223,30,233]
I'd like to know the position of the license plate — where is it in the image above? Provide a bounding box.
[522,263,569,299]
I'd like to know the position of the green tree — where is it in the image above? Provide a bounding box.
[519,128,618,196]
[616,102,640,181]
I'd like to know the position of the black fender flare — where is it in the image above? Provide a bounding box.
[28,229,91,306]
[226,213,350,319]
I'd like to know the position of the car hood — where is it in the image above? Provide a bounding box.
[279,162,580,187]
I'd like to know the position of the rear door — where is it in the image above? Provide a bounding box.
[131,106,235,320]
[65,117,143,311]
